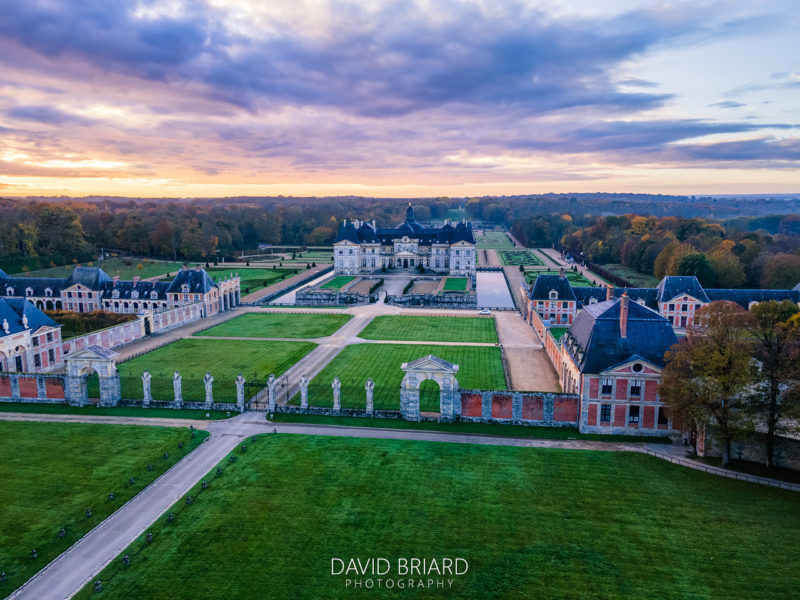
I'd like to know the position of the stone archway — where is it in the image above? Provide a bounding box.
[400,355,460,422]
[65,345,121,407]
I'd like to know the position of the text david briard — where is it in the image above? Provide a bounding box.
[331,557,468,590]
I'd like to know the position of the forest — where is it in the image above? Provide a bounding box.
[1,195,799,289]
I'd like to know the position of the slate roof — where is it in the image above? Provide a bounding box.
[656,276,710,303]
[66,267,113,289]
[572,286,659,309]
[335,204,476,246]
[100,280,171,301]
[0,276,69,296]
[706,288,800,307]
[0,268,7,278]
[562,298,677,373]
[166,268,216,294]
[528,274,577,301]
[0,297,61,338]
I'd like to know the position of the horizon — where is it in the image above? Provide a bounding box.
[1,0,799,198]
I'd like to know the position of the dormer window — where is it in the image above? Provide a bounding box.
[131,291,139,300]
[150,291,158,300]
[181,284,189,293]
[25,287,33,297]
[548,290,558,300]
[45,288,52,297]
[112,290,120,299]
[589,297,598,305]
[6,287,14,296]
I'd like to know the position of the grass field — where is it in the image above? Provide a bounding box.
[0,421,208,594]
[476,231,516,249]
[603,264,661,287]
[358,316,497,343]
[207,267,299,294]
[499,250,544,267]
[22,258,185,280]
[526,269,597,287]
[321,275,356,289]
[298,343,505,410]
[442,277,468,291]
[549,327,568,341]
[196,312,352,339]
[76,435,800,600]
[270,413,670,442]
[0,403,233,419]
[115,338,316,402]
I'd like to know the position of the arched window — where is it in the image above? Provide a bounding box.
[112,289,120,299]
[45,288,52,297]
[548,290,558,300]
[181,284,189,293]
[150,291,158,299]
[131,291,139,300]
[25,287,33,297]
[6,287,14,296]
[589,297,598,305]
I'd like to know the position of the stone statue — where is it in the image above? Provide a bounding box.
[203,372,214,406]
[332,376,341,412]
[300,374,309,409]
[235,374,245,412]
[172,371,182,407]
[142,371,152,406]
[365,378,374,415]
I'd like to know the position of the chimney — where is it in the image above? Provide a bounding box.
[181,264,187,271]
[112,275,120,285]
[133,276,140,285]
[195,264,201,271]
[620,293,629,339]
[606,284,614,301]
[559,267,565,279]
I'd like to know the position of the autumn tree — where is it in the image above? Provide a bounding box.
[748,301,800,468]
[661,301,757,466]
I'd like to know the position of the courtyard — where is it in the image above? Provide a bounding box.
[358,315,498,343]
[195,312,352,339]
[73,434,800,600]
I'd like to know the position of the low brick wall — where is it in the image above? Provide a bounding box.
[0,372,68,404]
[457,389,580,426]
[294,289,373,306]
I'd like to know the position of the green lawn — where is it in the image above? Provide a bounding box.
[550,327,568,341]
[476,231,516,249]
[321,275,356,290]
[270,413,670,442]
[0,403,233,419]
[196,312,352,339]
[0,421,208,594]
[526,269,598,287]
[499,250,544,267]
[603,264,661,287]
[114,338,316,403]
[358,315,497,343]
[297,343,505,410]
[442,277,468,291]
[77,435,800,600]
[22,257,185,280]
[207,267,299,295]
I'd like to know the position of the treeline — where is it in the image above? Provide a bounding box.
[555,215,800,289]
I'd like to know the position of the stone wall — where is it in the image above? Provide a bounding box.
[386,292,477,309]
[698,428,800,471]
[294,289,373,306]
[0,372,70,404]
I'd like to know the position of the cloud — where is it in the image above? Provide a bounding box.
[5,105,93,125]
[710,101,745,109]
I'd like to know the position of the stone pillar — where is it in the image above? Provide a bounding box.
[365,378,374,415]
[142,371,152,407]
[400,377,420,422]
[332,376,341,413]
[36,375,47,400]
[512,392,522,423]
[9,374,20,399]
[203,372,214,409]
[481,391,492,421]
[267,374,276,413]
[65,375,87,407]
[99,369,121,407]
[300,374,309,410]
[172,371,183,409]
[236,373,245,413]
[543,393,554,425]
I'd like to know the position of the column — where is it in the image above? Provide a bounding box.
[99,368,121,407]
[365,378,374,416]
[332,376,341,413]
[142,371,152,407]
[267,374,276,413]
[172,371,183,409]
[203,372,214,409]
[65,375,87,407]
[511,392,522,423]
[481,391,492,421]
[236,374,245,413]
[300,375,309,410]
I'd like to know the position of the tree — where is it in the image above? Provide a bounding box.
[760,253,800,289]
[709,249,745,288]
[748,301,800,468]
[661,301,757,466]
[675,252,715,286]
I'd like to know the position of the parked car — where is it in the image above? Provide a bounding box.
[478,308,491,315]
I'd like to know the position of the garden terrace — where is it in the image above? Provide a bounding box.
[320,275,357,290]
[525,269,598,287]
[499,250,544,267]
[195,312,352,339]
[113,338,316,403]
[442,277,468,292]
[206,267,298,295]
[45,310,138,339]
[296,343,505,410]
[476,231,516,249]
[0,421,208,594]
[358,315,498,343]
[76,435,800,600]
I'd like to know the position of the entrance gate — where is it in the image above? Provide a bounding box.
[399,355,460,422]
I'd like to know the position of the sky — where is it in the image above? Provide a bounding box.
[0,0,798,198]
